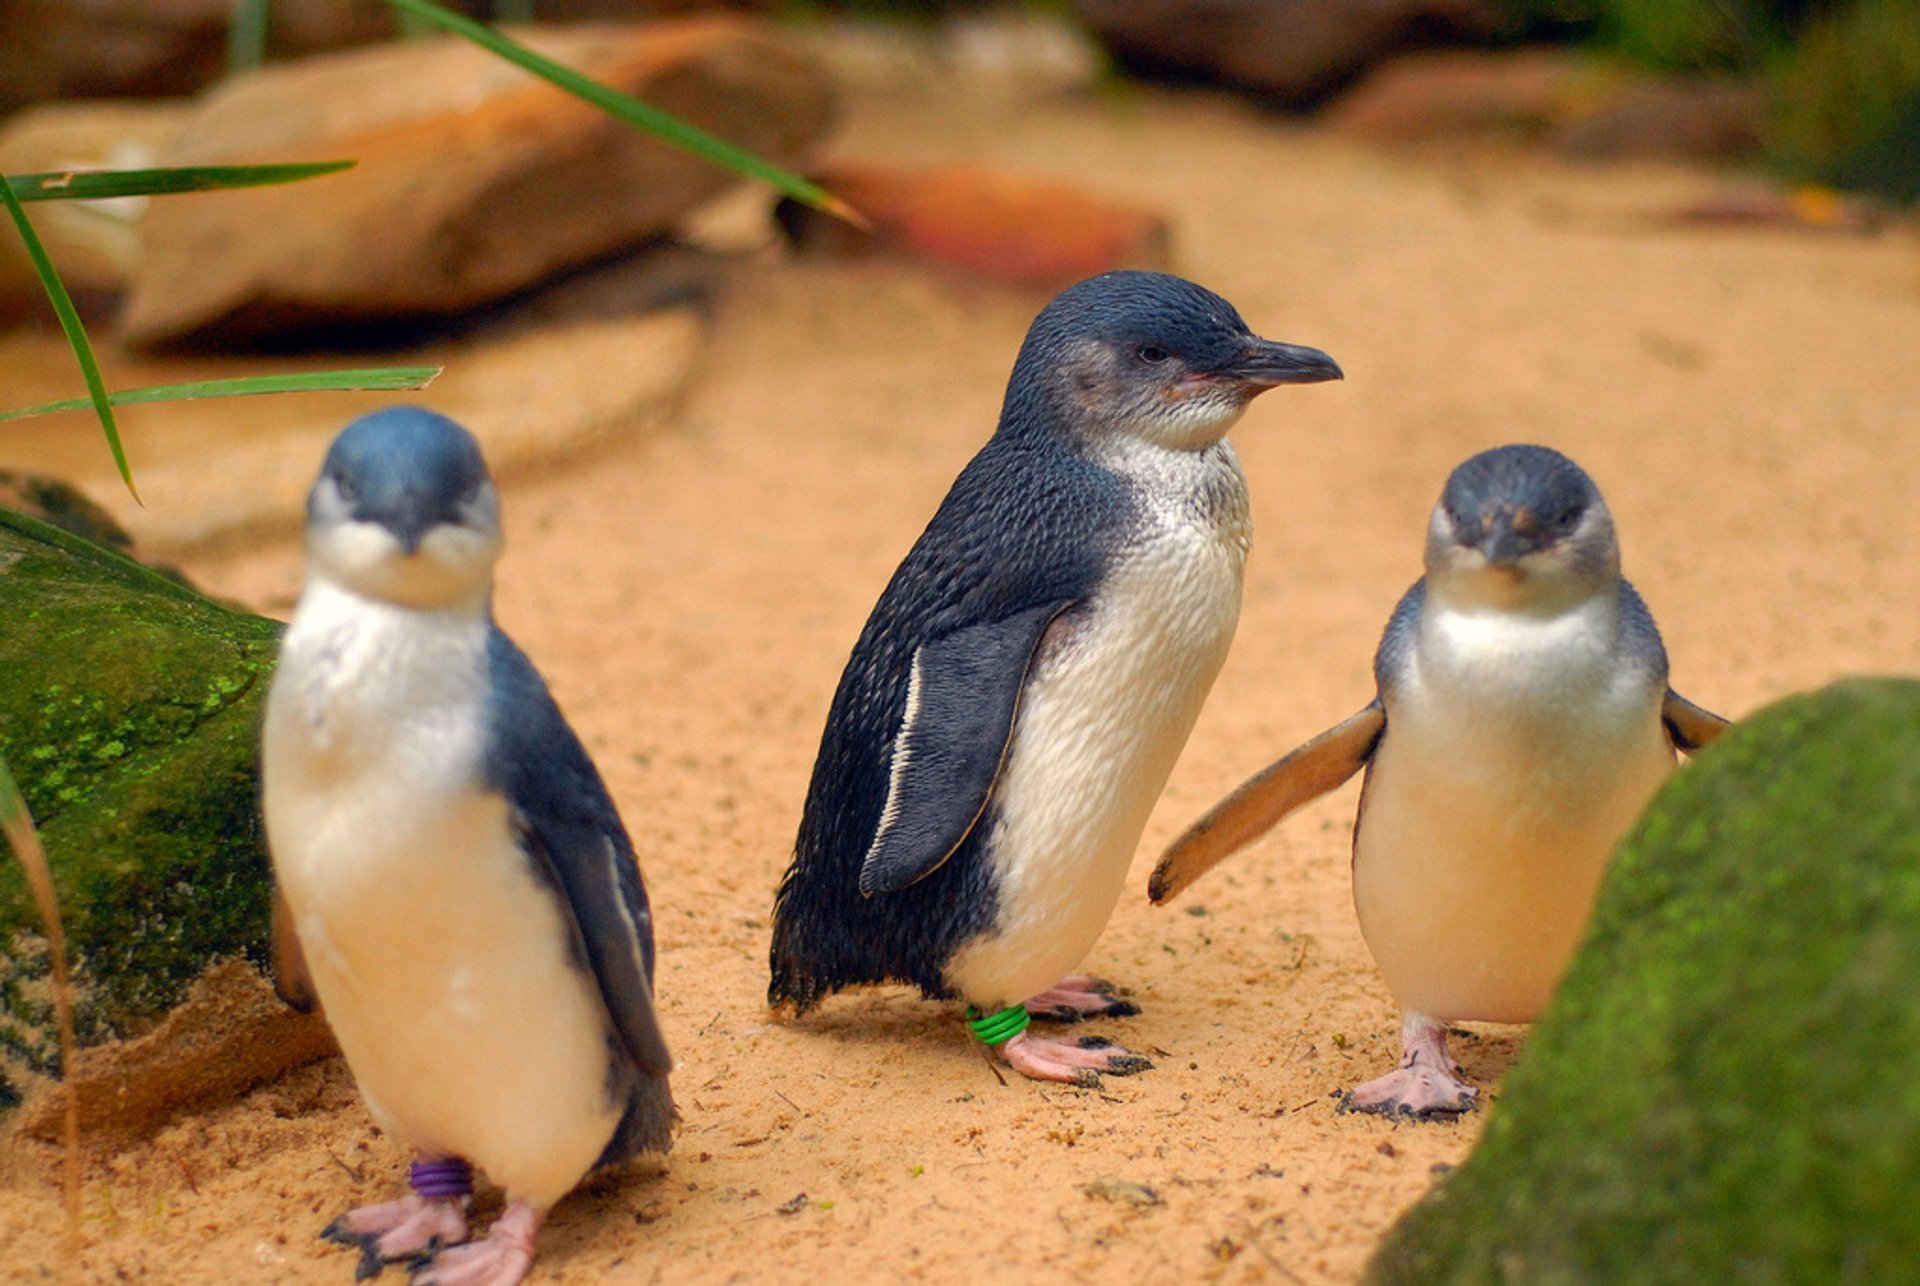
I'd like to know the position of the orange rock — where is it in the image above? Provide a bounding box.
[122,19,835,349]
[781,163,1170,288]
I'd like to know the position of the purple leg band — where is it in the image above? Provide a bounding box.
[409,1157,473,1200]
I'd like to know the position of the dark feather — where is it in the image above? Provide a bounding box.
[483,630,673,1162]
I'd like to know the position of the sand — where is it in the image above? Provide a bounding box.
[5,77,1920,1285]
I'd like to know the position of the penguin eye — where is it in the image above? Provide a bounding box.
[1136,345,1171,365]
[335,473,359,504]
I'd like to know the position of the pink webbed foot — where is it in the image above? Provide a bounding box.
[997,1030,1153,1088]
[410,1201,541,1286]
[1025,975,1141,1024]
[1342,1013,1479,1119]
[321,1193,470,1279]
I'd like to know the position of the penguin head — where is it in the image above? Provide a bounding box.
[1425,444,1621,611]
[1001,271,1341,453]
[305,407,502,610]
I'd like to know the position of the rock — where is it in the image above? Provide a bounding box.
[1323,49,1586,142]
[0,507,291,1114]
[1327,49,1763,161]
[776,163,1170,288]
[121,19,835,349]
[1547,75,1762,161]
[1070,0,1505,108]
[0,470,137,554]
[0,100,192,327]
[1370,678,1920,1283]
[0,257,709,557]
[0,0,230,115]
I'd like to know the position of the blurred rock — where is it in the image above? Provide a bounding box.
[1071,0,1505,107]
[1327,49,1762,161]
[0,100,190,327]
[1370,678,1920,1283]
[1548,76,1762,161]
[777,163,1169,288]
[1669,182,1884,234]
[0,470,137,552]
[121,19,834,349]
[787,11,1103,102]
[1324,49,1582,142]
[0,0,229,114]
[0,1,768,114]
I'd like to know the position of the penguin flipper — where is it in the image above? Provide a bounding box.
[1149,700,1386,905]
[513,811,673,1079]
[270,885,317,1013]
[859,600,1072,897]
[1662,689,1731,753]
[486,629,671,1079]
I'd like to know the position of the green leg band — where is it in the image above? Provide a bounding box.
[966,1004,1031,1046]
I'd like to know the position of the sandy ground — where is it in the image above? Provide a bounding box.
[6,78,1920,1284]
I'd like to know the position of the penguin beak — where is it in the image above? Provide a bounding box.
[1475,507,1543,567]
[1215,338,1344,391]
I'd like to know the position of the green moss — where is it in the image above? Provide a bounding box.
[0,507,286,1076]
[1370,678,1920,1284]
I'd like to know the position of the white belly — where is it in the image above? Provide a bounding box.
[263,584,619,1208]
[1353,598,1674,1023]
[945,445,1250,1009]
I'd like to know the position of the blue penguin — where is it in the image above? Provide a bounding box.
[262,407,672,1284]
[769,271,1342,1084]
[1150,443,1729,1115]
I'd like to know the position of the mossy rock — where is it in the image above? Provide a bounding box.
[0,506,284,1107]
[1370,677,1920,1284]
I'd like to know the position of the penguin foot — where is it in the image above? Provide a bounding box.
[997,1031,1153,1086]
[1025,975,1141,1023]
[1341,1065,1478,1118]
[1340,1014,1478,1119]
[322,1194,470,1280]
[410,1200,540,1286]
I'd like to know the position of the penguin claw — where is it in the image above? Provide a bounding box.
[321,1195,470,1278]
[996,1031,1155,1085]
[1025,975,1142,1023]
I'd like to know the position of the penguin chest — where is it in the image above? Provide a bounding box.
[1353,601,1673,1023]
[946,451,1250,1007]
[263,601,618,1205]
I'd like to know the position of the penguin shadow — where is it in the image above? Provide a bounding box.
[769,992,1012,1082]
[544,1157,674,1257]
[1449,1024,1525,1109]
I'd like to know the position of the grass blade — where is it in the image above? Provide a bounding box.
[0,367,443,423]
[380,0,865,225]
[0,174,136,501]
[6,162,356,204]
[0,756,82,1255]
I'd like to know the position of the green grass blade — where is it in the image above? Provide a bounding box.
[6,161,356,203]
[0,174,137,500]
[0,754,82,1249]
[380,0,863,224]
[0,367,443,423]
[228,0,272,72]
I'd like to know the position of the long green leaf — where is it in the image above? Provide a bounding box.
[6,161,356,203]
[380,0,863,224]
[0,367,442,423]
[0,174,135,500]
[0,755,81,1250]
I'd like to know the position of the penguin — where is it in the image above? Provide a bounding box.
[263,407,672,1284]
[1150,443,1729,1115]
[768,271,1343,1084]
